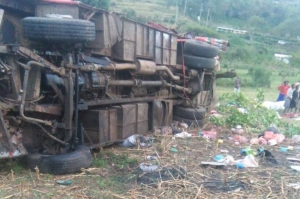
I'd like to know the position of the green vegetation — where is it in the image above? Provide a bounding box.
[211,91,300,136]
[92,151,137,170]
[106,0,300,80]
[80,0,110,10]
[210,92,280,130]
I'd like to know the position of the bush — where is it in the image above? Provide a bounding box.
[210,93,281,130]
[122,8,137,20]
[248,67,271,88]
[179,22,221,38]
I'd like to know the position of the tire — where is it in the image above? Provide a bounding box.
[27,145,92,175]
[174,106,206,120]
[184,40,219,58]
[173,115,205,127]
[22,17,95,42]
[184,55,216,70]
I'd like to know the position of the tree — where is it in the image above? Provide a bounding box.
[80,0,110,11]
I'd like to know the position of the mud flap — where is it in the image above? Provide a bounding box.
[0,111,27,159]
[153,100,173,127]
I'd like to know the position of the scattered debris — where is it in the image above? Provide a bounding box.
[262,101,284,111]
[287,146,294,150]
[217,139,223,144]
[257,149,278,164]
[155,126,173,135]
[231,125,244,134]
[279,147,288,153]
[214,155,225,162]
[56,179,72,186]
[237,108,247,114]
[220,149,229,153]
[174,131,192,138]
[221,154,259,167]
[236,162,244,169]
[287,157,300,163]
[258,137,268,145]
[122,134,154,147]
[238,155,259,167]
[201,161,226,167]
[291,166,300,172]
[202,131,217,139]
[233,135,248,144]
[268,139,277,146]
[240,147,255,156]
[292,135,300,144]
[170,147,178,153]
[139,163,159,172]
[250,138,259,145]
[146,156,158,160]
[286,182,300,190]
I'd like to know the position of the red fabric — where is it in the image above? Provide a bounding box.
[278,84,290,95]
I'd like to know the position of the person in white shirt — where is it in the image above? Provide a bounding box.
[284,83,297,113]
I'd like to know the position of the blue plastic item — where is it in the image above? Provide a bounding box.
[279,147,287,153]
[214,155,225,162]
[257,148,264,153]
[236,162,244,169]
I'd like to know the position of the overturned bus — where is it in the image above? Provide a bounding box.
[0,0,231,174]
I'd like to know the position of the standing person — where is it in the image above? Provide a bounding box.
[277,81,290,101]
[290,85,299,113]
[234,76,241,93]
[284,83,295,113]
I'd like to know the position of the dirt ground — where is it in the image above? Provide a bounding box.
[0,127,300,199]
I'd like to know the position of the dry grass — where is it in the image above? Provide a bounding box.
[1,126,300,198]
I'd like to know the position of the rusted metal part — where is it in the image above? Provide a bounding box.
[89,60,180,81]
[14,46,65,76]
[25,120,68,146]
[62,70,74,142]
[3,116,21,124]
[49,81,65,103]
[109,80,164,87]
[100,63,136,71]
[80,109,117,144]
[6,56,21,100]
[153,100,173,127]
[0,110,27,159]
[81,103,149,147]
[0,110,15,151]
[132,60,156,75]
[25,65,41,100]
[147,21,178,34]
[18,61,52,126]
[155,65,180,81]
[114,103,148,139]
[85,96,178,106]
[85,13,177,65]
[188,69,198,78]
[25,104,62,116]
[164,82,192,94]
[199,73,215,108]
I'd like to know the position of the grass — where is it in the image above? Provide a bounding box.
[92,151,138,170]
[216,68,300,101]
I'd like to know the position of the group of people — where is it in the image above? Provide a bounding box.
[277,81,300,113]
